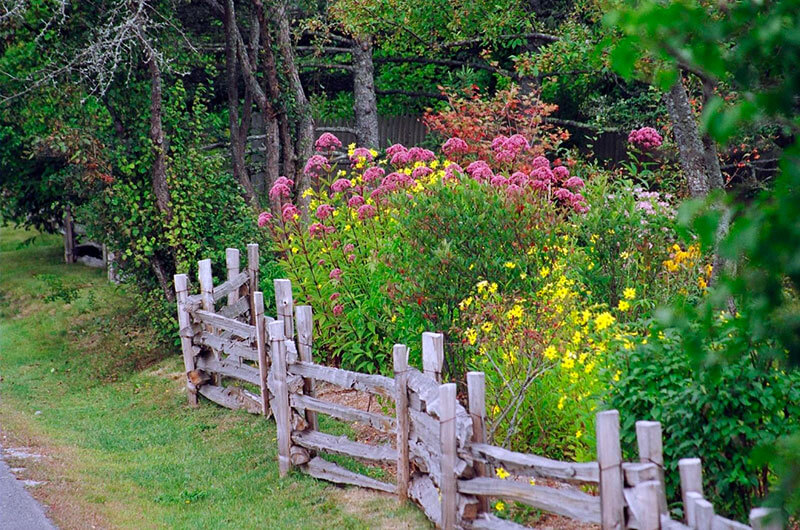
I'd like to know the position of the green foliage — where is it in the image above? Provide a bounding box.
[35,274,81,304]
[609,324,800,520]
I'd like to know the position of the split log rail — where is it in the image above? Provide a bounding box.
[173,245,782,530]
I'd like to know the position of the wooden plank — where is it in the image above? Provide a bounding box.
[407,367,473,448]
[247,243,259,326]
[713,515,752,530]
[408,473,441,527]
[193,310,256,340]
[457,477,602,523]
[288,361,395,397]
[303,456,395,493]
[274,278,294,339]
[394,344,410,502]
[225,248,240,306]
[407,368,439,410]
[218,295,251,320]
[174,274,198,406]
[695,497,715,530]
[193,331,258,361]
[440,383,457,530]
[290,394,396,433]
[686,491,704,528]
[597,410,624,530]
[636,421,668,514]
[195,355,261,386]
[679,458,703,525]
[422,332,444,383]
[749,508,780,530]
[212,271,250,304]
[253,292,269,415]
[623,462,659,486]
[269,321,292,476]
[64,205,75,263]
[469,513,530,530]
[663,515,693,530]
[295,305,318,431]
[467,443,600,484]
[633,480,661,530]
[197,384,261,414]
[292,430,396,464]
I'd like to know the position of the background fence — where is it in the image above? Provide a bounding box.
[173,243,782,530]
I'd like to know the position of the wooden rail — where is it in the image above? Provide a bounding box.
[175,250,782,530]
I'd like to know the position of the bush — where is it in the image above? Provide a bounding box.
[608,321,800,520]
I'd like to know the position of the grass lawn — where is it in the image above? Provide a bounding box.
[0,226,429,529]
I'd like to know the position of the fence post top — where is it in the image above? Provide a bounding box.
[174,273,189,288]
[679,457,702,466]
[268,320,286,340]
[596,409,620,420]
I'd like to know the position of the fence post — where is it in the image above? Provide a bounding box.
[694,497,715,530]
[750,508,782,530]
[269,320,292,477]
[274,278,294,340]
[679,458,703,525]
[597,410,624,530]
[636,420,668,514]
[254,292,269,416]
[686,491,703,528]
[439,382,457,530]
[226,248,240,306]
[174,274,198,406]
[64,205,75,264]
[247,243,259,326]
[467,371,489,514]
[393,344,410,502]
[634,480,662,530]
[295,305,318,431]
[198,259,218,384]
[422,332,444,383]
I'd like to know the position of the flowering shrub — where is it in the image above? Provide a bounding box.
[456,259,635,460]
[627,126,663,150]
[423,85,570,170]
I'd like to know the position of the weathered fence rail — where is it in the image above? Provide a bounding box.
[173,245,782,530]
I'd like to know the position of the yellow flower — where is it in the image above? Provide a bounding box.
[575,430,583,439]
[488,282,498,294]
[544,346,558,360]
[557,395,566,410]
[302,188,315,198]
[612,370,621,382]
[617,300,630,311]
[698,276,708,290]
[529,478,536,486]
[291,247,299,254]
[495,501,505,512]
[571,331,582,344]
[495,467,510,480]
[623,287,636,300]
[481,322,494,333]
[620,251,630,259]
[476,280,489,293]
[519,272,527,280]
[465,328,477,345]
[562,357,575,370]
[539,266,550,278]
[492,404,501,415]
[505,304,523,320]
[391,314,397,322]
[458,297,473,310]
[504,261,516,269]
[469,263,475,270]
[595,312,615,331]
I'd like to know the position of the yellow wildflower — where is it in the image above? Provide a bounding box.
[465,328,477,345]
[544,346,558,360]
[496,467,510,479]
[529,478,536,486]
[595,312,615,331]
[488,282,498,294]
[620,251,630,259]
[557,395,566,410]
[520,272,527,280]
[495,501,505,512]
[617,300,630,311]
[504,261,516,269]
[539,266,550,278]
[481,322,494,333]
[575,430,583,439]
[623,287,636,300]
[698,276,708,290]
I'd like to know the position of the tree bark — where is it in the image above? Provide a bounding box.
[269,0,314,209]
[352,37,380,148]
[665,76,711,198]
[224,0,258,206]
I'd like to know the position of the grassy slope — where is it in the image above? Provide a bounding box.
[0,227,429,529]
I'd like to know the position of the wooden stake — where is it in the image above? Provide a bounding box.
[686,491,704,528]
[269,320,292,476]
[694,497,715,530]
[679,458,703,525]
[274,278,294,340]
[254,292,269,415]
[64,205,75,264]
[173,274,198,406]
[634,480,661,530]
[596,410,624,530]
[393,344,410,502]
[226,248,240,306]
[439,382,458,530]
[422,332,444,383]
[247,243,259,326]
[636,420,668,514]
[295,305,318,431]
[467,371,489,514]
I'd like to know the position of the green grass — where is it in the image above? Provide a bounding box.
[0,226,429,529]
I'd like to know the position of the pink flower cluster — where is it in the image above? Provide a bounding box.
[257,211,272,227]
[442,137,469,156]
[628,127,663,150]
[315,132,342,152]
[491,134,530,164]
[350,147,374,165]
[269,176,294,201]
[386,144,436,166]
[304,154,331,178]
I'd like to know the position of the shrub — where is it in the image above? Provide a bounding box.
[608,320,800,520]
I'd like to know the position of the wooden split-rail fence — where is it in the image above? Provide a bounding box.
[173,244,783,530]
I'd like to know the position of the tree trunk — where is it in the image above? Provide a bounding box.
[144,49,175,302]
[224,0,258,206]
[352,37,380,148]
[269,0,314,209]
[665,76,710,197]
